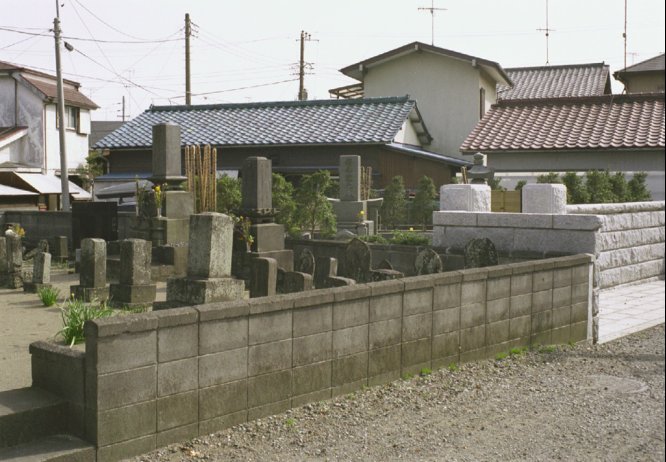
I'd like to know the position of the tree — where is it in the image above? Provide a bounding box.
[293,170,336,237]
[412,175,437,230]
[536,172,561,184]
[610,172,629,202]
[561,172,590,204]
[514,180,527,191]
[272,173,297,234]
[380,175,407,229]
[627,172,651,201]
[75,151,106,192]
[487,177,506,191]
[216,175,241,214]
[585,170,615,203]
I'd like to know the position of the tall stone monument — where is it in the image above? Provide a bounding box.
[330,155,377,235]
[5,234,23,289]
[71,238,109,302]
[24,251,52,293]
[167,213,246,304]
[109,239,156,307]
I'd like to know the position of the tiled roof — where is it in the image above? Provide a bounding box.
[616,54,665,74]
[94,97,423,149]
[498,63,611,100]
[0,60,98,109]
[460,93,665,153]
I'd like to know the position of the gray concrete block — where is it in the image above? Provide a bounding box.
[552,306,571,329]
[247,370,291,407]
[292,361,331,396]
[460,280,486,305]
[403,288,433,315]
[432,331,459,361]
[369,318,402,349]
[332,379,367,397]
[432,211,478,226]
[478,212,553,229]
[248,399,291,421]
[487,277,510,301]
[460,325,485,352]
[510,294,532,318]
[460,348,488,363]
[433,283,461,310]
[157,390,198,431]
[531,329,552,347]
[533,271,553,292]
[292,389,332,408]
[401,338,430,368]
[332,352,368,386]
[510,316,531,340]
[369,278,405,296]
[89,330,157,375]
[199,380,247,420]
[196,300,249,322]
[199,348,247,387]
[532,310,552,333]
[460,302,486,328]
[157,423,198,448]
[571,282,588,304]
[158,324,198,363]
[553,268,572,288]
[158,357,198,397]
[368,344,401,377]
[369,293,403,322]
[248,339,292,376]
[532,289,553,312]
[332,325,368,357]
[368,370,401,387]
[572,264,590,284]
[293,332,332,366]
[551,326,571,345]
[333,298,369,329]
[570,321,588,343]
[432,307,460,334]
[92,366,156,411]
[552,286,572,308]
[95,400,156,446]
[199,410,247,437]
[486,297,509,323]
[249,311,292,345]
[293,289,335,308]
[402,312,432,341]
[510,273,532,296]
[96,434,155,462]
[199,317,248,355]
[571,302,588,323]
[293,304,332,337]
[30,341,85,405]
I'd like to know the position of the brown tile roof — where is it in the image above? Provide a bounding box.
[460,93,665,153]
[0,60,98,109]
[498,63,611,100]
[615,54,665,74]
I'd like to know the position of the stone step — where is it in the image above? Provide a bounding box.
[0,434,94,462]
[0,388,69,449]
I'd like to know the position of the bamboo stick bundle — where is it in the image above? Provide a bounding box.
[212,147,218,211]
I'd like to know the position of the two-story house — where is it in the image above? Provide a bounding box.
[614,53,665,94]
[0,60,97,209]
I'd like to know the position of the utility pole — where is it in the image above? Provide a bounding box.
[185,13,192,105]
[298,30,312,101]
[53,0,70,211]
[121,95,126,122]
[536,0,555,65]
[418,0,447,46]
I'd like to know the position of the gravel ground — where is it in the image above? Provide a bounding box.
[130,325,665,462]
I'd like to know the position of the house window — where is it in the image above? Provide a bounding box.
[56,105,80,131]
[479,88,486,119]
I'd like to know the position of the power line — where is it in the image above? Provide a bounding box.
[181,78,300,98]
[0,25,183,44]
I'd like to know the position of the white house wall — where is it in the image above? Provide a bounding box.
[44,104,91,173]
[0,76,17,126]
[362,51,482,160]
[394,119,421,146]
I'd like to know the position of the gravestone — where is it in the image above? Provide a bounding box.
[71,238,109,302]
[464,238,499,268]
[282,271,314,293]
[249,257,277,298]
[296,248,315,275]
[24,239,49,261]
[0,237,7,285]
[24,251,52,293]
[5,235,23,289]
[415,248,443,275]
[313,256,355,288]
[167,213,246,304]
[51,236,68,264]
[109,239,156,308]
[331,155,377,235]
[343,237,403,283]
[377,259,394,270]
[72,202,118,251]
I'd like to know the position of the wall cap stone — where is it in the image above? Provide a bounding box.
[196,300,250,321]
[461,267,489,281]
[567,200,664,215]
[86,313,157,338]
[29,340,85,359]
[368,278,405,296]
[154,307,198,328]
[332,284,371,302]
[248,293,296,314]
[293,289,335,308]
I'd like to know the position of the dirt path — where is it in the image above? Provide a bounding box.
[130,324,665,462]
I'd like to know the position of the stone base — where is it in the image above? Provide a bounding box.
[522,184,567,214]
[440,184,491,212]
[164,191,194,219]
[251,223,285,252]
[332,200,367,223]
[70,285,109,303]
[4,272,23,289]
[24,282,53,293]
[109,283,157,307]
[337,221,374,236]
[167,276,247,305]
[252,249,294,271]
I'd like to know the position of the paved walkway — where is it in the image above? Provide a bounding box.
[598,279,665,344]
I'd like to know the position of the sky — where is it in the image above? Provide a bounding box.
[2,0,664,121]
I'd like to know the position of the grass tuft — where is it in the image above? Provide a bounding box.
[58,297,113,346]
[37,286,60,307]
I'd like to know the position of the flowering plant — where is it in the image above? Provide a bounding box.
[357,209,365,222]
[13,224,26,238]
[153,184,164,215]
[234,215,254,250]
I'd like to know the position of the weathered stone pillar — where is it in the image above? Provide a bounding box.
[109,239,156,308]
[249,257,277,298]
[522,184,567,214]
[5,235,23,289]
[0,236,7,286]
[24,252,52,293]
[331,155,375,235]
[51,236,69,264]
[439,184,491,212]
[71,238,109,302]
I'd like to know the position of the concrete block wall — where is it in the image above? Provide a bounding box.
[30,254,593,462]
[567,201,665,288]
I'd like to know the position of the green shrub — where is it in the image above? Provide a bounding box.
[561,172,590,204]
[380,176,407,229]
[272,173,297,234]
[412,175,437,230]
[359,234,389,244]
[37,286,60,307]
[514,180,527,191]
[488,177,506,191]
[627,172,651,201]
[216,175,242,214]
[610,172,629,202]
[585,170,615,203]
[389,230,429,246]
[293,170,336,237]
[536,172,561,184]
[58,298,113,346]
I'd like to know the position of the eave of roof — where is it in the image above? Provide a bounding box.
[339,41,512,87]
[614,53,665,77]
[386,143,471,167]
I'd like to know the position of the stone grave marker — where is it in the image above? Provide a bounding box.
[296,248,315,275]
[71,238,109,302]
[415,248,443,275]
[464,238,499,268]
[109,239,156,308]
[24,251,52,293]
[249,257,277,298]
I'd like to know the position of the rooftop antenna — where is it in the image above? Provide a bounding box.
[418,0,447,46]
[536,0,555,65]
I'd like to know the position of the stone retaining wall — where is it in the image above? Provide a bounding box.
[31,255,593,462]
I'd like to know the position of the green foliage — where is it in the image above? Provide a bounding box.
[609,172,629,202]
[58,298,113,346]
[585,170,615,203]
[561,172,590,204]
[216,175,242,214]
[488,177,506,191]
[412,175,437,230]
[359,234,389,244]
[447,362,459,372]
[627,172,651,201]
[38,286,60,307]
[402,373,414,380]
[536,172,561,184]
[285,418,296,427]
[272,173,297,234]
[293,170,337,237]
[514,180,527,191]
[389,230,429,246]
[325,178,339,199]
[380,176,407,229]
[495,351,509,360]
[75,151,106,192]
[509,346,528,356]
[419,367,432,376]
[538,345,557,353]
